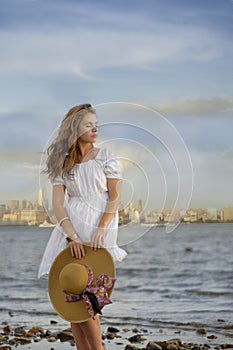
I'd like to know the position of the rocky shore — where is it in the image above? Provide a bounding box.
[0,323,233,350]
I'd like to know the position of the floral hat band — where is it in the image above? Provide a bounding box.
[60,264,116,319]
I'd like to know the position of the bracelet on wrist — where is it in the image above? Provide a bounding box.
[59,216,70,226]
[66,232,79,243]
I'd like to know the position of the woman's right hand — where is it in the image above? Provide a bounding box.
[68,238,85,259]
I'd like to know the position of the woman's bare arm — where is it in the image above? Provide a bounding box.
[92,178,122,249]
[52,185,85,258]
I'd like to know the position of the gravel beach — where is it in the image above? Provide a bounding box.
[1,322,233,350]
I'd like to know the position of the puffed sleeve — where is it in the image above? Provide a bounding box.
[104,147,122,179]
[49,175,65,186]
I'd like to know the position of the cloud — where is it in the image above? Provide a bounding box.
[0,7,231,79]
[16,162,40,171]
[154,96,233,116]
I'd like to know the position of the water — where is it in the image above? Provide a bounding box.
[0,224,233,344]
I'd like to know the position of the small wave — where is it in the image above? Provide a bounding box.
[0,306,56,316]
[0,296,46,302]
[185,289,233,297]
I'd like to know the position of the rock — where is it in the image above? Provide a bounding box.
[166,344,178,350]
[3,326,13,335]
[107,326,120,333]
[24,327,44,337]
[14,327,25,336]
[207,335,218,339]
[57,330,73,342]
[33,337,41,342]
[217,319,225,323]
[167,339,182,346]
[196,329,207,335]
[203,346,211,350]
[220,345,233,349]
[8,339,17,346]
[146,341,163,350]
[106,332,116,340]
[185,247,193,252]
[45,330,53,338]
[0,346,11,350]
[0,335,7,343]
[125,345,142,350]
[123,329,130,333]
[50,320,58,324]
[70,339,76,346]
[142,328,148,333]
[15,336,32,345]
[191,346,202,350]
[128,334,145,343]
[48,337,57,343]
[132,328,140,333]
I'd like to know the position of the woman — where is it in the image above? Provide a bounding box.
[38,103,127,350]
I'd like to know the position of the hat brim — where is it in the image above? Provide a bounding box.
[48,244,116,323]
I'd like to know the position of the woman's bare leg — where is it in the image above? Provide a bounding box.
[71,322,92,350]
[79,315,103,350]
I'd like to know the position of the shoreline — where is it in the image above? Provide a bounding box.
[0,222,233,227]
[1,322,233,350]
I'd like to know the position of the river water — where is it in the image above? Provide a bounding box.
[0,224,232,344]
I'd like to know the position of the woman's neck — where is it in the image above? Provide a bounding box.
[78,143,94,158]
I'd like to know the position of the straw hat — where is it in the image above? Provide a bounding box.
[48,245,116,323]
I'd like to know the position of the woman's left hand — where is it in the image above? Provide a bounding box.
[91,227,106,250]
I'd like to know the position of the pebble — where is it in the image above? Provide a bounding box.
[220,345,233,349]
[106,332,116,340]
[48,337,57,343]
[191,346,202,350]
[57,330,73,342]
[146,341,163,350]
[208,335,218,340]
[50,320,58,324]
[3,326,12,335]
[13,327,25,336]
[132,328,140,333]
[167,339,182,346]
[185,247,193,252]
[128,334,145,343]
[167,343,179,350]
[0,335,8,343]
[33,337,41,343]
[107,326,120,333]
[123,328,130,333]
[196,329,207,335]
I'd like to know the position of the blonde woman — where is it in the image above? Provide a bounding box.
[38,103,127,350]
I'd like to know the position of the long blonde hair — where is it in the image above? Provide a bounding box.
[44,103,96,180]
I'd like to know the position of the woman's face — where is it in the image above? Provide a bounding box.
[78,112,98,143]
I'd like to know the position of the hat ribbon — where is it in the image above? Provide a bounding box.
[63,265,116,319]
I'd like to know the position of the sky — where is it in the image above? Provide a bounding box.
[0,0,233,211]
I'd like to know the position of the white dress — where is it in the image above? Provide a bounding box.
[38,147,127,278]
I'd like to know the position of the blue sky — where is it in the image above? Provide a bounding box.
[0,0,233,211]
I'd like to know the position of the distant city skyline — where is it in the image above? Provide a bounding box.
[1,0,233,210]
[1,193,233,228]
[1,193,233,213]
